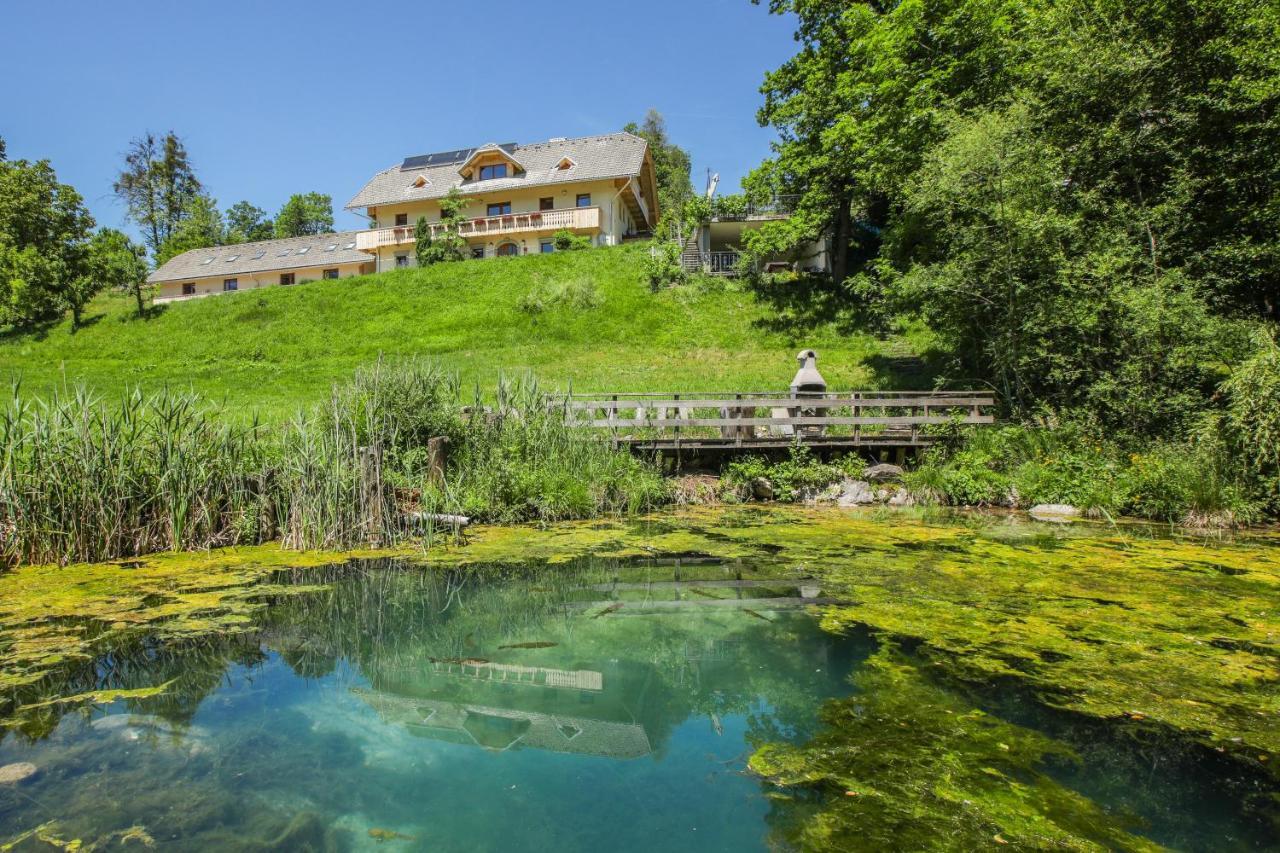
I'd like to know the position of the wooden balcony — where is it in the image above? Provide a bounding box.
[356,206,601,252]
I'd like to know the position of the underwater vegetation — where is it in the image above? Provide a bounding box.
[0,505,1276,848]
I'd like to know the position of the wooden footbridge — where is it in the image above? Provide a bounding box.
[558,389,996,459]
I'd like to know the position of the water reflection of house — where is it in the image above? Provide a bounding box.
[354,689,651,759]
[351,578,841,761]
[353,654,656,759]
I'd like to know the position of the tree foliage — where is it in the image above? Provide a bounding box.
[274,192,334,238]
[155,195,225,266]
[113,132,202,259]
[752,0,1280,437]
[414,189,469,266]
[225,201,273,243]
[0,157,94,328]
[88,228,150,319]
[625,110,694,233]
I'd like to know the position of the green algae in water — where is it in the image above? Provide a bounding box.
[0,508,1278,849]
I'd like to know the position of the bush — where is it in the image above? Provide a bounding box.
[641,241,685,292]
[552,229,592,251]
[723,445,862,502]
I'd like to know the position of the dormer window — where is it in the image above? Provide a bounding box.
[410,175,429,189]
[479,164,508,181]
[555,157,576,171]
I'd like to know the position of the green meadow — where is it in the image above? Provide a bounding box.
[0,244,932,421]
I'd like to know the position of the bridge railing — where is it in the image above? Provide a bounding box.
[554,390,996,446]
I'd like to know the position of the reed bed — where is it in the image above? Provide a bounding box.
[0,362,669,567]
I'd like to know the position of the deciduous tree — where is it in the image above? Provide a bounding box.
[155,195,224,266]
[225,201,273,243]
[113,131,202,258]
[0,157,94,328]
[88,228,150,318]
[274,192,334,238]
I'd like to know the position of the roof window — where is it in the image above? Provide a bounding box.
[344,242,356,249]
[277,249,292,257]
[225,254,240,262]
[297,247,309,254]
[325,243,338,251]
[251,251,266,260]
[200,257,214,265]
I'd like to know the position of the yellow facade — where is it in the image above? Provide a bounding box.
[361,178,642,271]
[154,260,373,303]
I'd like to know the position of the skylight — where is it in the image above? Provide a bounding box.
[251,251,266,260]
[225,254,240,262]
[297,247,309,254]
[200,257,214,265]
[277,249,292,257]
[325,244,338,251]
[344,242,355,249]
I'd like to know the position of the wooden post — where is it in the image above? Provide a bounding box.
[427,436,449,485]
[359,443,384,548]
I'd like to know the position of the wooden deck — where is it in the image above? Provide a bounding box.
[557,390,996,453]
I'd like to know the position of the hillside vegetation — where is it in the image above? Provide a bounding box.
[0,244,928,421]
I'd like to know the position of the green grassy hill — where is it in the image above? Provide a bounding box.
[0,244,933,422]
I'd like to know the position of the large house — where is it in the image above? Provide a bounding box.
[347,133,658,270]
[149,133,659,302]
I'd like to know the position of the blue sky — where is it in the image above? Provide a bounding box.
[0,0,796,235]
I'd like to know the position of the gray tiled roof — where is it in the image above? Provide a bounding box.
[345,132,649,211]
[147,230,369,284]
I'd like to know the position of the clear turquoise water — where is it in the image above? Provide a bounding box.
[0,556,1275,851]
[0,559,868,851]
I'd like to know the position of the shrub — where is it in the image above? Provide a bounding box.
[552,229,592,251]
[723,445,861,502]
[642,241,685,292]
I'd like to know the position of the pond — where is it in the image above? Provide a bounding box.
[0,508,1277,850]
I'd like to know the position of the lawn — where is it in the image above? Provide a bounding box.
[0,244,935,422]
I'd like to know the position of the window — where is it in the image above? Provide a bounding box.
[344,242,356,249]
[395,254,410,268]
[576,193,591,208]
[225,254,240,262]
[296,247,309,255]
[487,201,512,216]
[540,240,554,254]
[479,163,508,181]
[395,213,408,226]
[200,257,214,265]
[323,268,339,280]
[539,197,554,211]
[325,243,337,251]
[496,242,519,257]
[277,249,291,257]
[251,251,266,260]
[471,246,485,259]
[182,283,196,295]
[223,278,238,291]
[280,273,295,286]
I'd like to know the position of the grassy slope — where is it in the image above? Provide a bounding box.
[0,244,931,422]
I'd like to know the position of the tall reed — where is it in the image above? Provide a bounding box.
[0,361,669,567]
[0,383,266,566]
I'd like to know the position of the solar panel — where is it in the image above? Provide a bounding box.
[400,142,518,171]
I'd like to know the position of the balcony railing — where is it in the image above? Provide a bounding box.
[709,194,800,222]
[356,206,601,251]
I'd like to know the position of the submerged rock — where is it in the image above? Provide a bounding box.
[1029,504,1080,522]
[864,463,904,483]
[0,762,37,783]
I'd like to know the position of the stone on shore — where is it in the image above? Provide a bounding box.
[864,463,905,483]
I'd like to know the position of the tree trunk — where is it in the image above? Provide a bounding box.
[831,190,854,286]
[133,285,145,318]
